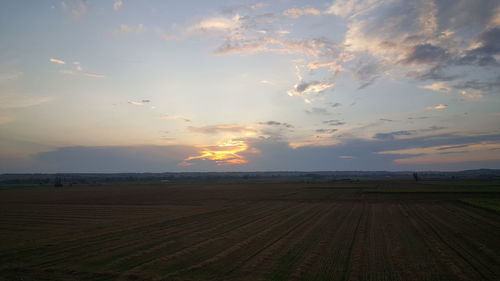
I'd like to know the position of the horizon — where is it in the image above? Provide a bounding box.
[1,0,500,173]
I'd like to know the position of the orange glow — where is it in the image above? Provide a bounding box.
[182,140,249,165]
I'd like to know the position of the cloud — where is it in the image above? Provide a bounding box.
[338,155,355,159]
[327,102,342,108]
[113,24,146,35]
[323,119,345,126]
[127,100,152,107]
[283,7,321,19]
[307,61,345,73]
[374,130,414,140]
[11,131,500,172]
[155,28,176,41]
[55,61,104,78]
[62,0,88,20]
[373,126,446,140]
[244,132,500,171]
[113,0,122,11]
[427,104,448,110]
[287,81,333,96]
[188,124,258,135]
[326,0,500,92]
[191,15,241,32]
[316,128,338,133]
[0,96,53,110]
[452,77,500,98]
[325,0,385,18]
[35,145,197,173]
[402,44,448,65]
[61,70,105,78]
[420,82,452,93]
[377,141,500,165]
[258,121,293,128]
[214,41,268,55]
[49,58,66,65]
[459,27,500,66]
[305,107,329,115]
[162,114,191,122]
[81,72,105,78]
[182,139,250,166]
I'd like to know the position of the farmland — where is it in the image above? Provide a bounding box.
[0,180,499,280]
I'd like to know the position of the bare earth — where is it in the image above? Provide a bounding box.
[0,181,499,281]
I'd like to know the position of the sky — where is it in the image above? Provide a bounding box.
[1,0,500,173]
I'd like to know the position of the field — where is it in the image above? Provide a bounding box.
[0,180,499,281]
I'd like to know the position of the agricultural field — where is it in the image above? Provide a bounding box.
[0,180,499,281]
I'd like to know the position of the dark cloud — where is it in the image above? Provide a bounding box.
[407,66,460,82]
[258,121,294,128]
[475,28,500,55]
[408,116,430,120]
[315,128,338,133]
[35,145,197,173]
[374,130,414,140]
[322,119,345,126]
[305,107,329,115]
[327,102,341,108]
[354,63,380,89]
[380,118,396,122]
[8,131,500,172]
[458,28,500,66]
[403,44,448,65]
[374,126,446,140]
[241,132,500,171]
[435,0,499,31]
[453,77,500,92]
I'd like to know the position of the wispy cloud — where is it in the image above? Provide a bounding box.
[162,114,191,122]
[49,58,66,65]
[420,82,452,93]
[61,70,105,78]
[283,7,321,19]
[188,124,258,135]
[62,0,88,20]
[128,100,151,106]
[427,104,448,110]
[377,141,500,164]
[373,126,445,140]
[113,0,122,11]
[53,59,105,78]
[258,121,293,128]
[338,155,355,159]
[112,24,146,35]
[0,95,54,110]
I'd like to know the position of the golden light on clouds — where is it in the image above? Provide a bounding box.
[377,142,500,164]
[181,140,250,166]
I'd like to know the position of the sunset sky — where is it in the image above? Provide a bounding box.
[1,0,500,172]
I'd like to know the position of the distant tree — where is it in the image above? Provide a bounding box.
[413,172,420,182]
[54,177,63,188]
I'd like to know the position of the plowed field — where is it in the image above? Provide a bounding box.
[0,181,499,280]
